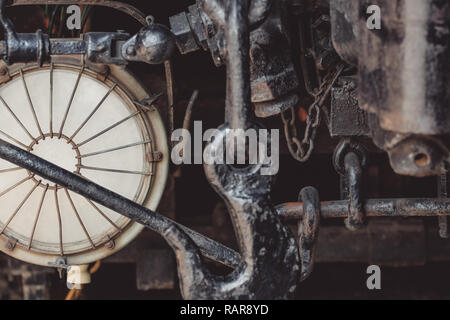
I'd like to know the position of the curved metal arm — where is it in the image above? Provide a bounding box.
[0,0,16,37]
[0,139,241,269]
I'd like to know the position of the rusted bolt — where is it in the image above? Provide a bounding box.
[6,239,17,251]
[105,239,115,250]
[126,46,136,56]
[148,151,163,162]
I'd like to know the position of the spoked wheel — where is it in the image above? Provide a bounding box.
[0,57,168,267]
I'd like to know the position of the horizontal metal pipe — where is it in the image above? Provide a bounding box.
[0,139,241,269]
[276,198,450,220]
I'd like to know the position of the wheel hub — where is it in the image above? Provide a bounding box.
[29,134,80,188]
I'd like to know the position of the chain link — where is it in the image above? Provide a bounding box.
[282,64,345,163]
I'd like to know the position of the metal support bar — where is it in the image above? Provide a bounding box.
[276,198,450,220]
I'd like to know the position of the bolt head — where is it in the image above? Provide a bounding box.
[126,46,136,56]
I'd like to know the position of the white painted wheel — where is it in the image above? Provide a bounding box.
[0,59,168,267]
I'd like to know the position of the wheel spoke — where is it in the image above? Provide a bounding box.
[0,129,31,150]
[77,140,152,159]
[64,188,96,249]
[0,167,23,174]
[77,165,153,176]
[75,110,140,147]
[58,66,84,138]
[54,187,64,256]
[85,198,122,232]
[20,69,44,138]
[68,83,117,142]
[28,184,49,250]
[0,95,37,144]
[0,175,34,198]
[0,180,40,235]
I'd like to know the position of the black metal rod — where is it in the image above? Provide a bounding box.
[276,198,450,220]
[225,0,251,130]
[0,138,241,269]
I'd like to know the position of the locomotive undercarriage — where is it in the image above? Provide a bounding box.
[0,0,447,299]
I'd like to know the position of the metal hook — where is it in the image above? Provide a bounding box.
[200,124,300,299]
[151,124,300,299]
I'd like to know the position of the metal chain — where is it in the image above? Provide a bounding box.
[282,64,345,162]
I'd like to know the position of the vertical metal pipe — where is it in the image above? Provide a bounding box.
[224,0,251,130]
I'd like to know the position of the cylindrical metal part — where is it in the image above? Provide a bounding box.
[358,0,450,135]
